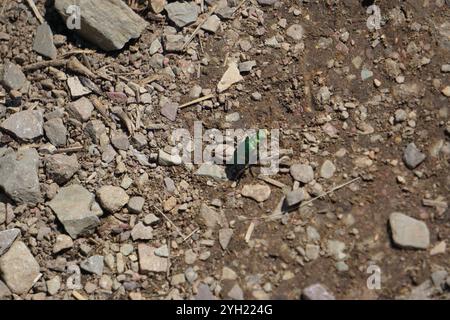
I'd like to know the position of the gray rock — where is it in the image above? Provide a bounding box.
[48,184,102,238]
[163,34,184,52]
[241,184,271,202]
[431,270,448,289]
[46,276,61,295]
[80,255,104,276]
[154,244,169,258]
[128,196,145,214]
[389,212,430,249]
[131,133,148,150]
[138,244,168,273]
[285,188,308,207]
[199,204,221,228]
[97,186,129,213]
[54,0,148,51]
[144,214,160,226]
[160,102,179,121]
[53,234,73,254]
[238,60,256,73]
[185,267,198,284]
[216,6,234,20]
[195,283,216,300]
[195,163,227,180]
[0,148,42,205]
[228,283,244,300]
[219,228,233,250]
[131,222,153,241]
[327,240,347,260]
[290,164,314,183]
[33,23,57,59]
[0,61,26,91]
[361,68,373,80]
[85,120,107,144]
[286,24,304,41]
[403,143,426,169]
[165,2,199,28]
[111,130,130,151]
[101,144,117,164]
[158,149,182,166]
[45,154,80,185]
[67,76,91,98]
[67,97,94,122]
[320,160,336,179]
[1,110,44,141]
[305,244,320,260]
[302,283,335,300]
[0,228,20,256]
[44,118,67,146]
[201,15,221,33]
[0,241,41,294]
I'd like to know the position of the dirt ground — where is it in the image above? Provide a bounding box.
[0,0,449,300]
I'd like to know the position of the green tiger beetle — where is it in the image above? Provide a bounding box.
[225,129,269,183]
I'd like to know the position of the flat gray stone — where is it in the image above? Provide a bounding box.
[0,148,42,205]
[219,228,233,250]
[241,184,271,202]
[195,163,227,180]
[0,229,20,257]
[55,0,148,51]
[201,15,221,33]
[111,130,130,151]
[131,222,153,241]
[195,283,216,300]
[80,255,104,276]
[128,196,145,214]
[1,110,44,141]
[403,143,426,169]
[0,241,41,295]
[48,184,102,238]
[44,118,67,147]
[285,188,308,207]
[286,24,304,41]
[320,160,336,179]
[45,154,80,185]
[389,212,430,249]
[67,97,94,122]
[33,23,57,59]
[0,61,26,91]
[97,186,129,213]
[160,102,179,121]
[290,164,314,183]
[165,2,199,28]
[67,76,91,98]
[302,283,335,300]
[138,244,168,273]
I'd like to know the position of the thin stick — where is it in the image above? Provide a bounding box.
[153,205,186,239]
[26,0,44,24]
[265,177,361,221]
[182,4,218,51]
[183,228,200,242]
[179,94,214,109]
[54,145,84,154]
[23,59,67,72]
[72,291,87,300]
[258,175,287,189]
[244,221,256,243]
